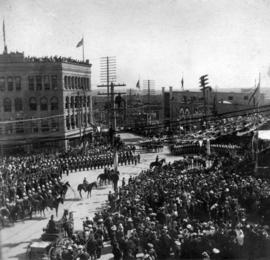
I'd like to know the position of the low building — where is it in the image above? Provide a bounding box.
[0,52,93,154]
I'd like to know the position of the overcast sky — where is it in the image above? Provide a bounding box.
[1,0,270,91]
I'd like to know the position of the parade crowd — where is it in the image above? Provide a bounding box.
[61,151,270,260]
[0,143,139,222]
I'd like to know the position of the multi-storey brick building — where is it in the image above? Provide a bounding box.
[0,51,93,153]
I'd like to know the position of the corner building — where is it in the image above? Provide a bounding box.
[0,52,93,153]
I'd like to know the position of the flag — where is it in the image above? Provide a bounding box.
[181,77,184,89]
[136,80,140,89]
[76,38,84,48]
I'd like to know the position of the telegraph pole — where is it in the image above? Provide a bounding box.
[143,80,155,126]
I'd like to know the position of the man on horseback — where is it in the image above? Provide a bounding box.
[83,177,89,187]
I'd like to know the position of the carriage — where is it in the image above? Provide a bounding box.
[26,218,72,260]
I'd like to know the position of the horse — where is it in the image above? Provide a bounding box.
[97,173,108,186]
[77,181,98,198]
[46,197,64,217]
[59,181,71,199]
[150,158,166,169]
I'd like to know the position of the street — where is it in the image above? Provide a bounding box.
[0,140,182,260]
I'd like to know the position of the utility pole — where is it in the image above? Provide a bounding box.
[199,75,211,127]
[143,80,155,126]
[100,56,116,126]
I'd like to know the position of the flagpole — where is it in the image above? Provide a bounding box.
[82,36,85,62]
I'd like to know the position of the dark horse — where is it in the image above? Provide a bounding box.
[150,158,166,169]
[97,171,119,192]
[59,181,71,199]
[77,181,98,198]
[46,197,64,217]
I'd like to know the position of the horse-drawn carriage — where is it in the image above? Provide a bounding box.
[27,212,73,260]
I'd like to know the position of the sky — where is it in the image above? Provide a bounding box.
[1,0,270,91]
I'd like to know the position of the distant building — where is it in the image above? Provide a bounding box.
[0,52,93,153]
[162,86,265,129]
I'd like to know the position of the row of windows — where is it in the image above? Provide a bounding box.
[65,113,91,130]
[0,77,21,91]
[64,76,90,90]
[0,119,60,135]
[28,75,57,91]
[65,96,91,109]
[2,97,59,112]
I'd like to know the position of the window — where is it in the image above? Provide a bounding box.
[71,96,74,108]
[31,121,38,133]
[228,96,233,101]
[51,75,57,90]
[51,118,59,132]
[16,121,24,134]
[86,78,90,90]
[7,77,13,91]
[66,116,70,130]
[44,76,50,90]
[75,96,79,108]
[29,97,37,111]
[41,119,49,132]
[28,76,34,90]
[88,113,91,124]
[65,96,69,109]
[75,114,78,128]
[244,96,248,100]
[71,116,75,129]
[68,77,71,89]
[75,78,78,89]
[0,77,5,91]
[15,98,23,111]
[36,76,42,91]
[64,76,68,89]
[15,77,21,91]
[40,97,48,111]
[87,96,90,107]
[5,123,13,135]
[83,96,86,107]
[50,97,58,110]
[4,98,12,112]
[71,77,75,89]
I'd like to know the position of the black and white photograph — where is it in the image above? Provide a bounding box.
[1,0,270,259]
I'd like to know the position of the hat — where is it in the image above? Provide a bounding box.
[78,245,84,249]
[147,243,154,248]
[111,225,117,231]
[202,251,209,257]
[174,240,181,246]
[127,218,133,222]
[212,248,220,254]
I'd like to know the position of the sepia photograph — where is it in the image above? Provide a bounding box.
[1,0,270,259]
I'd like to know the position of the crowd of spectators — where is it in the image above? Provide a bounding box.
[24,55,88,65]
[79,152,270,259]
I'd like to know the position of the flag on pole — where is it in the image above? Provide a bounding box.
[181,77,184,89]
[136,80,140,89]
[76,38,84,48]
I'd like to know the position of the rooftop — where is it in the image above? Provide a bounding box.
[0,51,91,66]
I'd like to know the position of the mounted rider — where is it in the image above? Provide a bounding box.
[83,177,89,187]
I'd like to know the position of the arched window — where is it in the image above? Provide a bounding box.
[67,77,71,89]
[87,96,90,107]
[40,97,48,111]
[15,77,21,91]
[64,76,68,89]
[4,98,12,112]
[71,77,75,89]
[29,97,37,111]
[83,96,86,107]
[75,77,78,89]
[75,96,79,108]
[44,76,50,90]
[15,98,23,111]
[86,78,90,90]
[7,77,13,91]
[65,96,69,109]
[71,115,75,129]
[51,75,57,90]
[0,77,5,91]
[36,76,42,90]
[50,97,58,110]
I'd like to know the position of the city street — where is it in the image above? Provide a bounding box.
[0,137,182,260]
